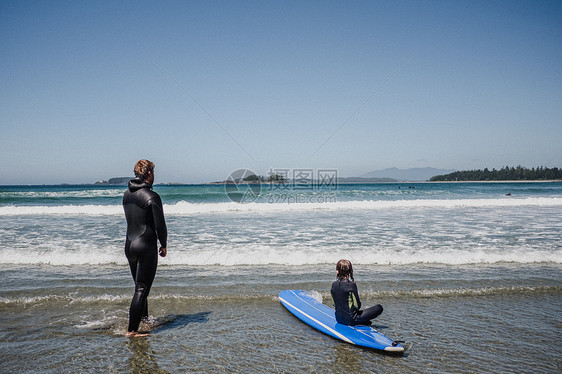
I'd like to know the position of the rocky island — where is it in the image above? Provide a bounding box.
[95,177,131,185]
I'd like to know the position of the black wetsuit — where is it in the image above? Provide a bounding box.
[331,278,383,326]
[123,178,167,332]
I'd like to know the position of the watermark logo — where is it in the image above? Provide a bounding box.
[224,168,262,203]
[264,168,338,191]
[264,168,338,204]
[225,168,338,203]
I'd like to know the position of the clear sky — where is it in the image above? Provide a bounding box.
[1,0,561,184]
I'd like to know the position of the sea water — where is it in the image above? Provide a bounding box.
[0,182,561,373]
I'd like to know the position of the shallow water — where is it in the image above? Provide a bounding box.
[1,263,560,373]
[1,182,561,373]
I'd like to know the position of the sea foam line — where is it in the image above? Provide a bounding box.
[342,285,562,299]
[0,293,281,306]
[2,286,560,306]
[0,197,561,216]
[0,189,124,198]
[2,244,560,265]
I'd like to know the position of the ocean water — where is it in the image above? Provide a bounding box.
[1,182,561,373]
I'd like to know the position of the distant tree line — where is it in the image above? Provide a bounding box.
[430,166,562,181]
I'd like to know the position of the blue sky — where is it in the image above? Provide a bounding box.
[1,0,561,184]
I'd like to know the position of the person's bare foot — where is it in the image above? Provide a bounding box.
[125,331,149,338]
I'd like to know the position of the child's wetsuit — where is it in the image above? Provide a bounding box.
[331,278,383,326]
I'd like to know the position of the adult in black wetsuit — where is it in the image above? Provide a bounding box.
[331,259,383,326]
[123,159,167,337]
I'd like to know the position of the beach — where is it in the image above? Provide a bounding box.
[1,182,561,373]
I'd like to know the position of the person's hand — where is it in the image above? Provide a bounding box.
[159,247,167,257]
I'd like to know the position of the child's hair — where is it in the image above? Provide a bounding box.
[336,259,354,281]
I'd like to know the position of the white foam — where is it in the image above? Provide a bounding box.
[0,204,123,216]
[165,197,562,215]
[0,294,128,306]
[159,244,562,266]
[0,189,124,199]
[1,243,559,266]
[0,246,126,266]
[1,197,561,216]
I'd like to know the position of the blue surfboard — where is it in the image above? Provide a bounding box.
[279,290,404,353]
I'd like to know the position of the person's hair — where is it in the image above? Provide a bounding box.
[134,159,155,181]
[336,259,354,281]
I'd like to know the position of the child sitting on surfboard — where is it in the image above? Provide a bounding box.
[331,259,383,326]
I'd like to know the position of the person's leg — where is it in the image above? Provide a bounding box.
[356,304,383,325]
[127,243,158,333]
[125,243,148,337]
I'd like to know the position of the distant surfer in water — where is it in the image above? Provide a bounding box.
[331,259,383,326]
[123,159,167,337]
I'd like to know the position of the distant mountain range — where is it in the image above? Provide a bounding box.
[360,167,456,181]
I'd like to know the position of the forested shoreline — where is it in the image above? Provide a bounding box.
[430,166,561,181]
